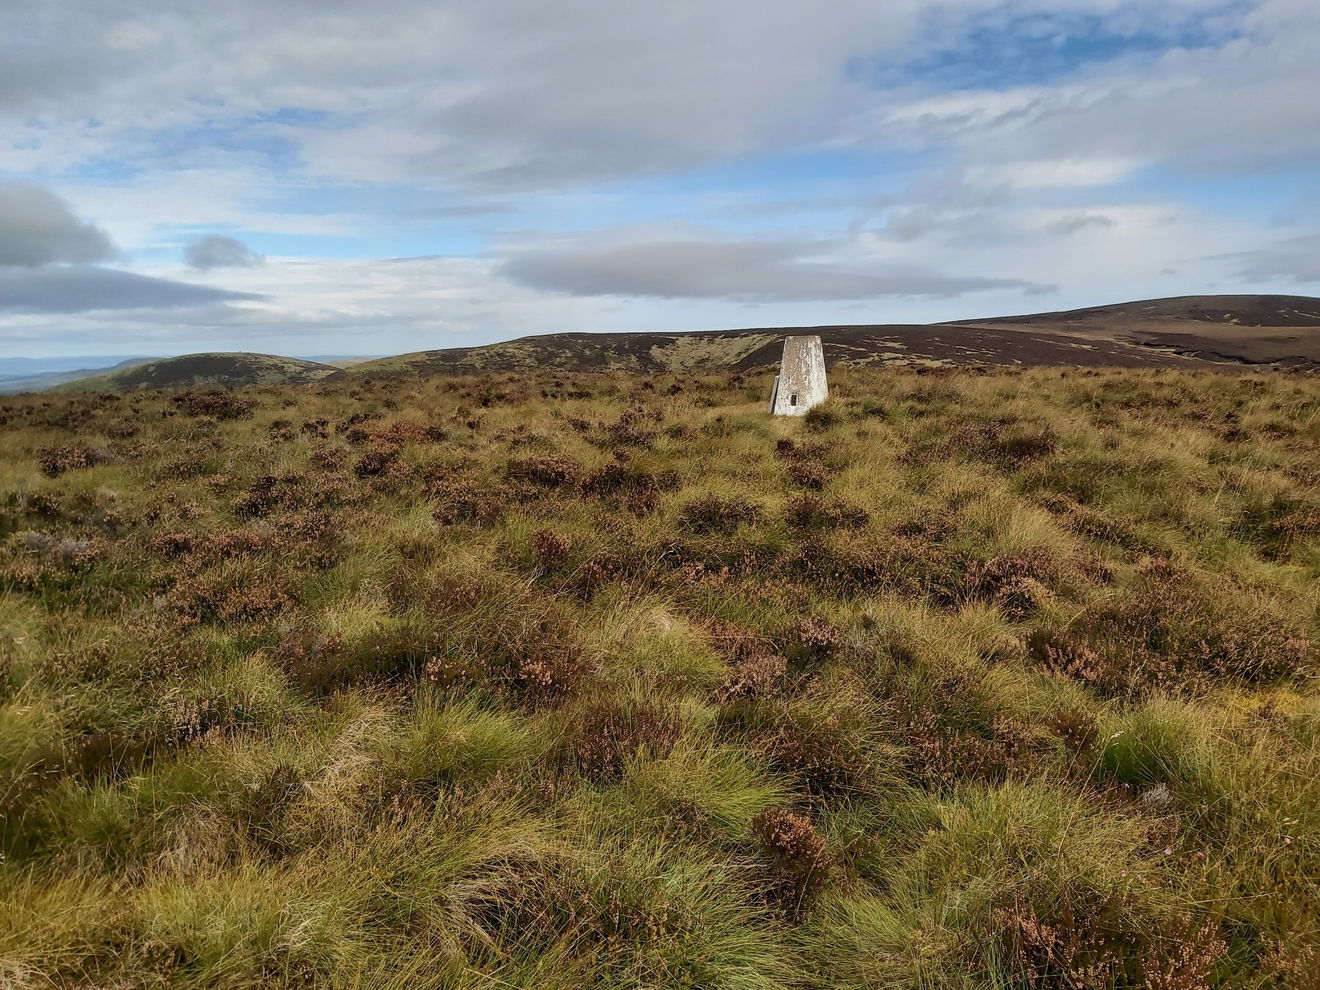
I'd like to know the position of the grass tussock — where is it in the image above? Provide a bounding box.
[0,365,1317,987]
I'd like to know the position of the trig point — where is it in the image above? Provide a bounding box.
[768,335,828,416]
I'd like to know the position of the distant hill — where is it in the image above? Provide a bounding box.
[33,295,1320,394]
[54,353,338,391]
[948,294,1320,366]
[341,294,1320,379]
[0,357,155,394]
[340,323,1210,379]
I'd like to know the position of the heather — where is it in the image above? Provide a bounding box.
[0,365,1317,988]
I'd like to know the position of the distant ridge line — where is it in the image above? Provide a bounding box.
[29,294,1320,393]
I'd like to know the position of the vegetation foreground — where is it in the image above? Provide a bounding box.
[1,366,1317,989]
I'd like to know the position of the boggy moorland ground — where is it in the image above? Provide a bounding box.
[0,366,1318,989]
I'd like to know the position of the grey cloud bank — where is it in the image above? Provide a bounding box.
[500,230,1051,301]
[0,266,262,314]
[1217,235,1320,284]
[0,181,114,267]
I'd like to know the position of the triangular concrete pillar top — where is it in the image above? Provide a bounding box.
[768,335,828,416]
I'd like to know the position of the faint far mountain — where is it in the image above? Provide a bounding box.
[0,357,156,394]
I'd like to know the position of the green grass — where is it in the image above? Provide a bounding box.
[0,365,1317,987]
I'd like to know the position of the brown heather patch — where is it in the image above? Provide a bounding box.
[171,389,256,420]
[785,458,833,490]
[309,443,348,471]
[961,549,1060,619]
[774,437,835,490]
[19,491,65,520]
[706,619,789,703]
[990,892,1136,989]
[343,419,447,446]
[578,459,678,516]
[556,696,684,782]
[903,416,1058,470]
[150,511,341,571]
[410,575,587,703]
[753,688,883,797]
[233,473,310,518]
[427,473,505,527]
[529,528,573,570]
[751,807,833,917]
[991,896,1225,990]
[783,493,869,530]
[1048,705,1101,757]
[1030,560,1313,696]
[352,442,399,477]
[596,406,662,449]
[792,615,841,660]
[10,530,104,567]
[166,569,297,627]
[301,416,330,438]
[783,531,966,602]
[36,444,115,477]
[773,438,826,462]
[2,531,107,591]
[678,494,762,535]
[505,454,581,488]
[903,712,1038,789]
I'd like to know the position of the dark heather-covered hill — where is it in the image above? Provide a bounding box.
[342,294,1320,379]
[947,294,1320,366]
[38,294,1320,393]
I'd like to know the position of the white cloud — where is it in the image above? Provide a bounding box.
[10,0,1276,191]
[964,157,1141,189]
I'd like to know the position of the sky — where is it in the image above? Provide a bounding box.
[2,0,1320,359]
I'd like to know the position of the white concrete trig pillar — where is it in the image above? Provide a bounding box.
[769,336,827,416]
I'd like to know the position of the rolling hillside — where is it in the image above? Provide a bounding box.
[950,293,1320,365]
[53,352,339,391]
[35,294,1320,394]
[342,294,1320,379]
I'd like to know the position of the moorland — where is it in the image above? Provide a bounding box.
[1,361,1317,988]
[17,294,1320,397]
